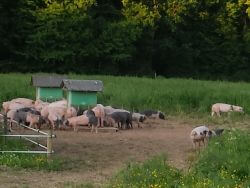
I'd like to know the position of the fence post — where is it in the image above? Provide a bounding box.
[47,128,53,159]
[3,115,8,145]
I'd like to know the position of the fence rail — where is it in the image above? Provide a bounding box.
[0,113,55,157]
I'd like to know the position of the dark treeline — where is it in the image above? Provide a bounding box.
[0,0,250,81]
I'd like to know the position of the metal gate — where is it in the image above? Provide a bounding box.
[0,113,56,157]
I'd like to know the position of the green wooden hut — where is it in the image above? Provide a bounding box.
[61,79,103,108]
[31,75,67,102]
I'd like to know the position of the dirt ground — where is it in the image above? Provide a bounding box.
[0,118,195,188]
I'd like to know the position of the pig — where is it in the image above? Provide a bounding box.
[211,103,244,117]
[48,111,65,130]
[2,101,11,113]
[47,106,76,118]
[190,125,211,149]
[26,113,45,130]
[213,128,224,136]
[83,109,96,117]
[84,110,98,128]
[41,106,77,128]
[41,106,61,119]
[48,107,69,128]
[106,112,133,129]
[76,108,86,116]
[140,110,165,120]
[103,106,130,115]
[41,105,50,119]
[49,99,67,108]
[64,115,98,133]
[47,106,77,129]
[13,110,29,125]
[10,98,34,106]
[132,112,146,128]
[3,102,26,113]
[208,128,224,138]
[92,104,105,127]
[7,109,17,120]
[6,109,17,131]
[18,107,41,115]
[2,98,34,113]
[34,99,49,112]
[65,107,77,119]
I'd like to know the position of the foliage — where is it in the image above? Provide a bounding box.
[0,0,249,80]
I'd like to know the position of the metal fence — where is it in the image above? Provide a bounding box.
[0,113,56,157]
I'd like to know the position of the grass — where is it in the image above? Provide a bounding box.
[1,73,250,183]
[63,182,95,188]
[108,155,181,188]
[181,130,250,187]
[108,130,250,188]
[0,130,63,171]
[1,73,250,115]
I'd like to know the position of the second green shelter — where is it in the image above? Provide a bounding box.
[61,79,103,108]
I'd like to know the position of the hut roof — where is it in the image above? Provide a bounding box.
[31,75,68,88]
[61,79,103,92]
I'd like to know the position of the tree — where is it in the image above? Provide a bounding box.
[0,0,39,70]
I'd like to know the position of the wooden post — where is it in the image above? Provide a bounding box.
[47,128,53,159]
[3,115,8,145]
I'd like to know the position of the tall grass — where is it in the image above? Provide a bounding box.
[1,73,250,116]
[108,130,250,187]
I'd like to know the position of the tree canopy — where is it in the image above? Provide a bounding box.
[0,0,249,80]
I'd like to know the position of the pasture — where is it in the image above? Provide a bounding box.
[1,73,250,116]
[1,73,250,187]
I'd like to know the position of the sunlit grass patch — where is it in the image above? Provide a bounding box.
[108,155,181,188]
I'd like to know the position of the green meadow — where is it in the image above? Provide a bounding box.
[1,73,250,187]
[1,73,250,116]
